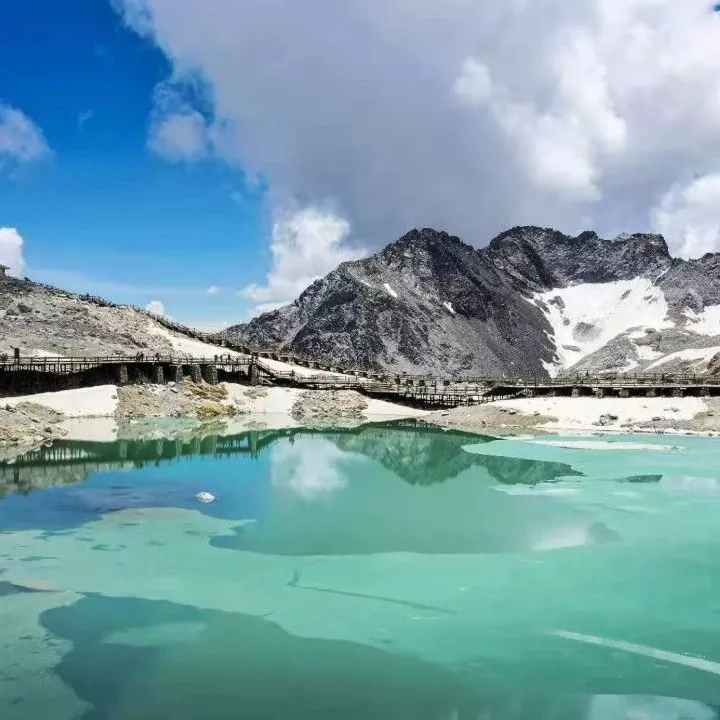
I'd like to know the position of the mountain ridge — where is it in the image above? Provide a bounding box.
[221,225,720,377]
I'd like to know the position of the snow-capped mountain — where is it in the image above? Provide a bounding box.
[221,226,720,378]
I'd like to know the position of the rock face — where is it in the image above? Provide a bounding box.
[221,227,720,377]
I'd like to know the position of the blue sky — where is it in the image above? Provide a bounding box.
[0,0,269,328]
[2,1,719,329]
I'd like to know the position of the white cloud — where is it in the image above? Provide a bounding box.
[145,299,167,316]
[117,0,720,257]
[239,206,364,315]
[0,227,26,276]
[148,85,210,163]
[206,285,220,294]
[0,104,51,171]
[651,173,720,258]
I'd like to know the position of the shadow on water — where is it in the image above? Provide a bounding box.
[38,592,720,720]
[39,593,484,720]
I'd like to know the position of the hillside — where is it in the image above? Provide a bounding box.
[0,275,232,359]
[221,227,720,377]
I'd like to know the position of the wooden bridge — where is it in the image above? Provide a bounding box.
[2,350,719,408]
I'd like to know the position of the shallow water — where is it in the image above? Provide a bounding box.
[1,423,720,719]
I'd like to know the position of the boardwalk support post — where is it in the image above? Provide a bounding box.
[152,365,164,385]
[170,365,183,383]
[619,389,629,398]
[117,364,129,386]
[673,388,684,398]
[202,364,219,385]
[189,365,202,384]
[249,357,260,386]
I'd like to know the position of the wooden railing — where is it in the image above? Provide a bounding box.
[2,354,719,389]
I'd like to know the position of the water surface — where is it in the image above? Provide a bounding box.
[1,423,720,719]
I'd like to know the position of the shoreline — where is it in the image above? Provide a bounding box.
[3,384,720,460]
[0,382,428,458]
[425,395,720,438]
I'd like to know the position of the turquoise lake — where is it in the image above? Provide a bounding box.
[1,422,720,719]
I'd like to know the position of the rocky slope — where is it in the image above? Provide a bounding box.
[0,276,232,358]
[222,227,720,377]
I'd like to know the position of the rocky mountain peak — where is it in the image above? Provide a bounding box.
[221,223,720,379]
[484,225,673,291]
[611,232,670,259]
[378,228,467,261]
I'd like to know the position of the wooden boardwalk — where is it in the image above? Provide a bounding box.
[2,351,719,407]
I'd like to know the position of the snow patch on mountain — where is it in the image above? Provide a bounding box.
[685,305,720,336]
[443,301,456,315]
[636,345,663,362]
[532,279,672,376]
[383,283,398,299]
[645,345,720,372]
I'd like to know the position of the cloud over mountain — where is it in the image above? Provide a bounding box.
[117,0,720,259]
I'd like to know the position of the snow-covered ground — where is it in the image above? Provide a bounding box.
[494,396,707,432]
[4,386,120,418]
[146,325,246,359]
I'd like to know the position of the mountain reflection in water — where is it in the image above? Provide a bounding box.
[2,421,635,501]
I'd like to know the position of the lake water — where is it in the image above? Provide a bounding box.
[1,422,720,719]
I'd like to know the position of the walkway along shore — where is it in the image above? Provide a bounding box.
[2,352,720,408]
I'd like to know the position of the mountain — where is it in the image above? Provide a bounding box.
[221,226,720,377]
[0,275,229,359]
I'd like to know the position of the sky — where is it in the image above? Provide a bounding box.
[2,1,720,328]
